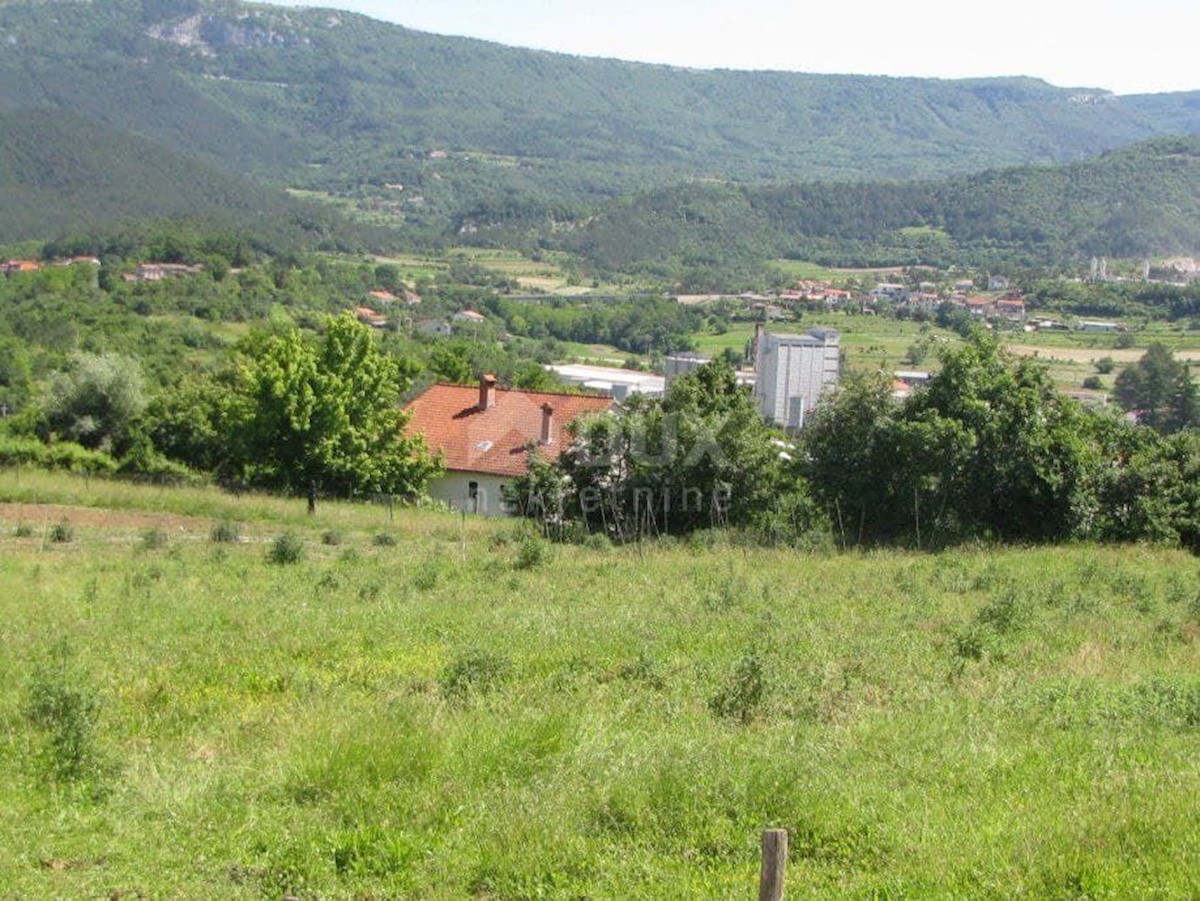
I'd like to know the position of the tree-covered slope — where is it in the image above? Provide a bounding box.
[1,0,1197,199]
[559,136,1200,282]
[0,109,357,247]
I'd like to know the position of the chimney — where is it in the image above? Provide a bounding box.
[478,374,497,411]
[540,403,554,445]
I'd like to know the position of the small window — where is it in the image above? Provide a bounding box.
[468,481,479,500]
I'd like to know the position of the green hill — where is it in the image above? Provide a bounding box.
[0,108,374,248]
[557,136,1200,284]
[2,0,1198,196]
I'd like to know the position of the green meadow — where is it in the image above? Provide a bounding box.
[1,473,1199,898]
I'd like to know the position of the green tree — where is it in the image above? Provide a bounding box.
[230,314,439,497]
[1113,343,1199,434]
[40,352,146,454]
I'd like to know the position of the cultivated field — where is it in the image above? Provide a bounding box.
[1,472,1198,898]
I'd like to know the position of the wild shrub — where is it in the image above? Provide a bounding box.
[618,653,665,690]
[709,653,765,723]
[321,529,343,546]
[140,527,169,550]
[371,532,397,547]
[268,532,305,565]
[439,649,510,699]
[13,521,34,537]
[515,534,548,570]
[210,520,241,543]
[411,559,443,590]
[48,519,74,543]
[24,642,107,793]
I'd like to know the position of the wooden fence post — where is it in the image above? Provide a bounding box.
[758,828,788,901]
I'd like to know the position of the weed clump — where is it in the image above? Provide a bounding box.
[709,653,765,723]
[321,529,343,546]
[13,521,34,538]
[372,532,397,547]
[24,642,108,794]
[140,527,169,550]
[440,649,510,699]
[515,535,549,570]
[48,520,74,543]
[268,532,305,565]
[210,520,241,543]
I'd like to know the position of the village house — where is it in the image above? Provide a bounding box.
[354,306,389,328]
[452,309,487,324]
[406,375,613,516]
[1,260,41,275]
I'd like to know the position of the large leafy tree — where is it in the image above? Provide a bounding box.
[231,314,440,496]
[508,361,814,540]
[804,334,1101,545]
[148,314,439,497]
[39,351,146,454]
[1113,343,1199,435]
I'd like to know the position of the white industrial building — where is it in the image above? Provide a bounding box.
[545,363,665,401]
[753,327,841,430]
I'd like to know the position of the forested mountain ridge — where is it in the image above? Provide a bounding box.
[1,0,1198,197]
[0,109,332,246]
[556,137,1200,285]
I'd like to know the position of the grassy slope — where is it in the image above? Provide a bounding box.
[0,472,1198,897]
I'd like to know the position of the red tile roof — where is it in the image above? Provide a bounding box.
[405,383,613,477]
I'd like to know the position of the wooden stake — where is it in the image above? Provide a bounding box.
[758,828,788,901]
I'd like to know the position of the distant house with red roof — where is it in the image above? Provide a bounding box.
[406,375,613,515]
[354,306,388,328]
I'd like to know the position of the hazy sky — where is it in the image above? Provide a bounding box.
[279,0,1199,95]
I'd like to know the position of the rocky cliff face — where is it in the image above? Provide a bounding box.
[146,11,310,53]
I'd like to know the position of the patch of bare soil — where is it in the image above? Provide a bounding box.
[0,503,208,534]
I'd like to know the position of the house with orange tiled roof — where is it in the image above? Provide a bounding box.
[406,375,613,515]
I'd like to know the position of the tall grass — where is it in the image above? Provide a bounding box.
[1,472,1198,896]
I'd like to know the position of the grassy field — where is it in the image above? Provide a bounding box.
[1,472,1199,897]
[690,315,1200,396]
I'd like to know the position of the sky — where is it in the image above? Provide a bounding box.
[276,0,1199,95]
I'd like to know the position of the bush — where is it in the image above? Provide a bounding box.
[268,532,305,565]
[140,527,169,550]
[321,530,343,546]
[371,532,397,547]
[439,649,510,699]
[515,535,549,570]
[1095,357,1116,375]
[0,436,117,474]
[1081,376,1103,390]
[709,653,765,723]
[13,521,34,538]
[210,520,241,543]
[48,520,74,543]
[24,642,106,791]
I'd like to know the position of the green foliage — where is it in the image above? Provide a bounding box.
[514,534,549,570]
[510,361,801,540]
[209,520,241,543]
[1113,343,1199,434]
[48,520,74,543]
[149,314,440,498]
[140,527,169,550]
[40,352,146,454]
[438,649,510,699]
[709,653,765,724]
[268,531,305,565]
[24,641,106,791]
[0,436,116,474]
[805,335,1104,545]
